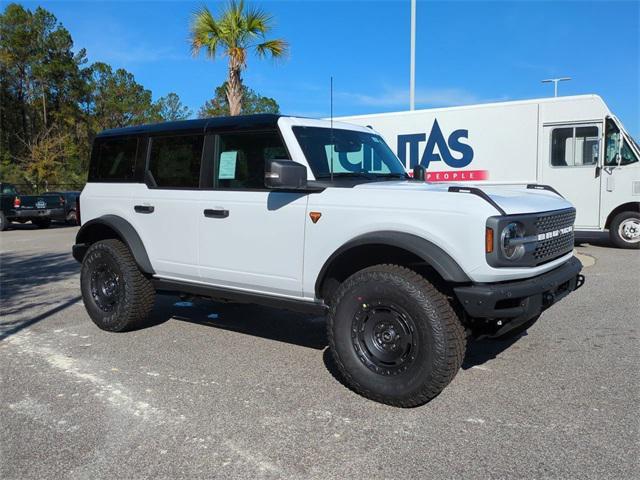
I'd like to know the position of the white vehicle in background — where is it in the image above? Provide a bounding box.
[337,95,640,248]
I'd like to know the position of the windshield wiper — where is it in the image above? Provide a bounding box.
[374,173,409,179]
[316,172,377,180]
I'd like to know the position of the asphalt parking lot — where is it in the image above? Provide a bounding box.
[1,225,638,479]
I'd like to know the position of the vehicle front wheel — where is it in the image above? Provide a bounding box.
[327,264,467,407]
[0,212,8,231]
[80,239,156,332]
[32,218,51,229]
[609,211,640,249]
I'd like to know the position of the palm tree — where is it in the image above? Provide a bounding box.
[190,1,288,116]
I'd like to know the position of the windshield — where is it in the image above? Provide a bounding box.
[292,126,407,179]
[1,184,18,195]
[605,118,639,166]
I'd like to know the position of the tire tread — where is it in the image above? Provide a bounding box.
[327,264,466,407]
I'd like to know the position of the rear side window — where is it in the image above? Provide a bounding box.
[91,136,138,181]
[148,135,204,188]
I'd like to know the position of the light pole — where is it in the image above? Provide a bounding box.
[409,0,416,110]
[541,77,572,97]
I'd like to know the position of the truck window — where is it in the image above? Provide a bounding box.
[215,131,288,189]
[551,126,599,167]
[605,119,638,166]
[1,184,18,195]
[148,134,204,188]
[91,136,138,181]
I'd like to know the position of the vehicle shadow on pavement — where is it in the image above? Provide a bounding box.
[146,294,526,373]
[1,251,79,309]
[462,336,521,369]
[149,294,328,350]
[575,232,611,248]
[0,251,81,339]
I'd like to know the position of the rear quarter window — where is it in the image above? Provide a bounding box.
[89,136,139,182]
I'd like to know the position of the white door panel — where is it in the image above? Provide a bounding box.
[541,123,602,228]
[198,191,307,296]
[130,184,201,281]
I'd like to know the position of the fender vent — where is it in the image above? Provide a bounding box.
[633,181,640,196]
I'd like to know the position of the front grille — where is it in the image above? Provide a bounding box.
[533,209,576,264]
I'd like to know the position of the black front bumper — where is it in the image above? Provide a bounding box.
[454,257,584,335]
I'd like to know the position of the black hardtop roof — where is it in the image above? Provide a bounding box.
[96,113,283,138]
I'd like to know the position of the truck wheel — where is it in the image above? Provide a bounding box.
[32,218,51,229]
[0,212,8,231]
[327,264,466,407]
[610,211,640,249]
[80,239,155,332]
[66,210,77,225]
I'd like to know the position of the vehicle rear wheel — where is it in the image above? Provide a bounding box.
[66,209,77,225]
[80,239,156,332]
[0,212,8,231]
[609,211,640,249]
[32,218,51,229]
[327,264,466,407]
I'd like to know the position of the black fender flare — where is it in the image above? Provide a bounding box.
[315,231,470,297]
[73,215,154,274]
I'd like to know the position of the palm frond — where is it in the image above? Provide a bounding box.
[189,5,221,58]
[255,38,289,59]
[243,4,271,36]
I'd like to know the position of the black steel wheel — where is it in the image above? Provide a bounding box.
[327,264,466,407]
[81,239,155,332]
[89,258,122,313]
[351,301,419,376]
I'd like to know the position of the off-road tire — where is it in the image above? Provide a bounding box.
[0,212,8,231]
[327,264,466,407]
[80,239,155,332]
[32,218,51,228]
[609,211,640,249]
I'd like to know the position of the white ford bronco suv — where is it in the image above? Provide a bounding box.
[73,114,584,407]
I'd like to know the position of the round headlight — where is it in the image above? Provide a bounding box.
[500,222,526,261]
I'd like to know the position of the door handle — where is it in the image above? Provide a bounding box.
[204,208,229,219]
[134,205,155,214]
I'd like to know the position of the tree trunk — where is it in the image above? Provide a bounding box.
[226,61,243,116]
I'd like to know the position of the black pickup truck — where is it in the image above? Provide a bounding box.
[0,182,66,231]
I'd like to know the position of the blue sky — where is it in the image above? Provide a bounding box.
[21,0,640,136]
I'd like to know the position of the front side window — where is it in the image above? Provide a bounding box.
[91,136,138,181]
[148,134,204,188]
[292,127,407,179]
[215,130,288,189]
[605,119,638,166]
[551,126,599,167]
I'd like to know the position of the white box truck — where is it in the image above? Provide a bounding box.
[337,95,640,248]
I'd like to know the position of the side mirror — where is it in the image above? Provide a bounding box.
[265,159,308,189]
[412,164,426,181]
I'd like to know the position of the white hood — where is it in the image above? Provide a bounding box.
[354,181,574,215]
